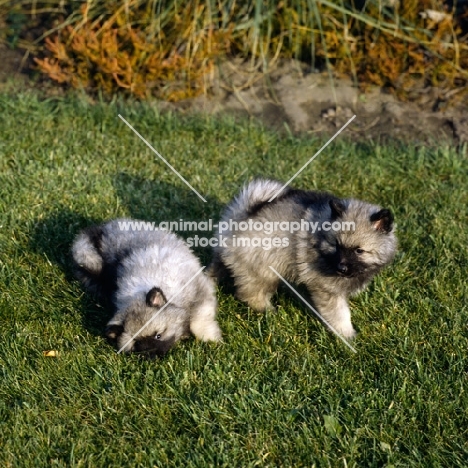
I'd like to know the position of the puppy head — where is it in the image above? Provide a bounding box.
[105,287,189,359]
[317,199,397,278]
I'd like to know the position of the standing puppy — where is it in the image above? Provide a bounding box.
[209,179,397,339]
[72,219,222,358]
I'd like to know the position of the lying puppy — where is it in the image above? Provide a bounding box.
[72,218,222,358]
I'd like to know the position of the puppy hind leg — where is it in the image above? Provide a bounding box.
[206,254,229,282]
[235,276,279,312]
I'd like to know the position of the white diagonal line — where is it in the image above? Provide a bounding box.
[117,266,206,354]
[268,114,356,202]
[118,114,207,203]
[269,266,357,353]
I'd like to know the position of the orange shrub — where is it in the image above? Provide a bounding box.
[35,3,232,100]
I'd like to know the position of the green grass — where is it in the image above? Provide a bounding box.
[0,91,467,467]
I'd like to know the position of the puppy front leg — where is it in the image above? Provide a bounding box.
[309,292,356,339]
[190,295,222,342]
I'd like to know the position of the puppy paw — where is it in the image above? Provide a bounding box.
[329,320,356,340]
[338,326,357,340]
[191,320,222,342]
[243,297,275,312]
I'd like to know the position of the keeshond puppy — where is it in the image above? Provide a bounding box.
[209,179,397,339]
[72,219,222,358]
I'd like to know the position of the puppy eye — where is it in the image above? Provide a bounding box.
[356,248,364,254]
[155,334,161,340]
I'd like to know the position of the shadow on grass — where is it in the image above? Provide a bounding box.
[28,209,110,336]
[113,172,224,264]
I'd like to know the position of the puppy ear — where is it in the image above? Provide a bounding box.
[370,209,394,233]
[105,324,124,341]
[329,199,346,219]
[146,287,167,308]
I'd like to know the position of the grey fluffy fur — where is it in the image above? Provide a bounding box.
[72,219,221,357]
[209,179,397,339]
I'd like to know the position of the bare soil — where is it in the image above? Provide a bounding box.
[2,44,467,147]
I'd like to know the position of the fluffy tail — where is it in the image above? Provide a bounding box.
[224,178,284,220]
[209,179,284,280]
[71,225,106,298]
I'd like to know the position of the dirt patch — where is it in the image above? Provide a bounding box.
[1,44,467,147]
[167,59,468,148]
[0,44,29,83]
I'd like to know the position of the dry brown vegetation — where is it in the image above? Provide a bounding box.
[2,0,468,101]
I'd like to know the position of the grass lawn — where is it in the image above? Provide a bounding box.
[0,91,466,467]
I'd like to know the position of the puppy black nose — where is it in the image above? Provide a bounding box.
[337,262,348,274]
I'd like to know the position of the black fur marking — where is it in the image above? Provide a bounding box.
[83,225,104,254]
[247,187,341,217]
[133,335,176,359]
[105,324,124,341]
[286,189,342,210]
[102,245,131,299]
[370,209,394,233]
[97,261,120,301]
[146,287,167,308]
[329,199,346,220]
[317,244,377,281]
